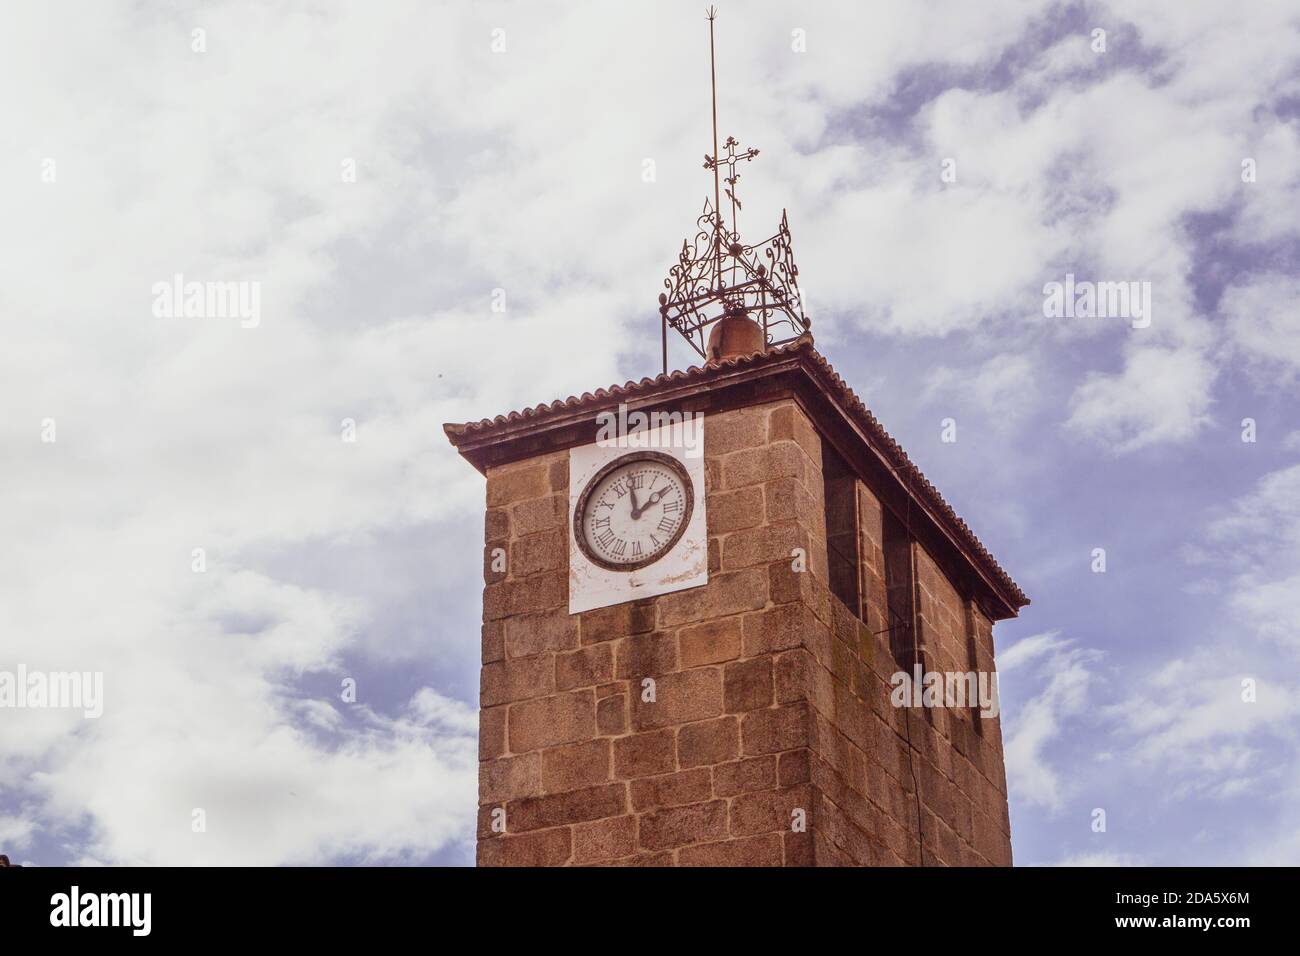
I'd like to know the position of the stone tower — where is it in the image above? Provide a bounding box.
[444,336,1028,866]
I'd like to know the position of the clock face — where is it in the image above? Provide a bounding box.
[574,451,695,571]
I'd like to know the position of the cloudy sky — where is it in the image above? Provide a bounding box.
[2,0,1298,866]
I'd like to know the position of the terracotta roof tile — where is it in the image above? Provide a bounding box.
[443,339,810,438]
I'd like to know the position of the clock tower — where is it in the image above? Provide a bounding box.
[443,12,1027,866]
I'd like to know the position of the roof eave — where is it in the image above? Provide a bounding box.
[444,339,1029,620]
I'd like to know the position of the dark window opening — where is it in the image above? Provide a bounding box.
[882,508,918,671]
[964,600,985,736]
[821,438,860,617]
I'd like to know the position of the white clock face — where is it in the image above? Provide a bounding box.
[575,452,694,571]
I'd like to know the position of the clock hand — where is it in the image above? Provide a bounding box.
[633,486,671,520]
[629,486,641,519]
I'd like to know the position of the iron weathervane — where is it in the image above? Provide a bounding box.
[658,7,812,371]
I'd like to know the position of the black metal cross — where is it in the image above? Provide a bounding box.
[704,135,760,232]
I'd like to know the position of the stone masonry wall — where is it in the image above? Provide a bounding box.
[475,397,1011,866]
[801,479,1012,866]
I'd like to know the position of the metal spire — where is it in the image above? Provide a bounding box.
[658,7,810,372]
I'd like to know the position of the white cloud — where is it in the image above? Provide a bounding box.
[1222,275,1300,385]
[1086,463,1300,855]
[924,353,1037,425]
[1208,464,1300,649]
[34,691,476,866]
[1065,346,1216,452]
[0,815,36,854]
[1000,631,1102,812]
[1103,657,1294,793]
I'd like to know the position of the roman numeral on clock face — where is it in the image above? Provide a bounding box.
[657,516,675,534]
[663,499,681,514]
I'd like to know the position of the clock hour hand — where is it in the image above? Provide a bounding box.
[631,486,671,520]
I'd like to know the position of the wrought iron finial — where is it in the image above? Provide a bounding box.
[705,136,760,234]
[657,8,811,372]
